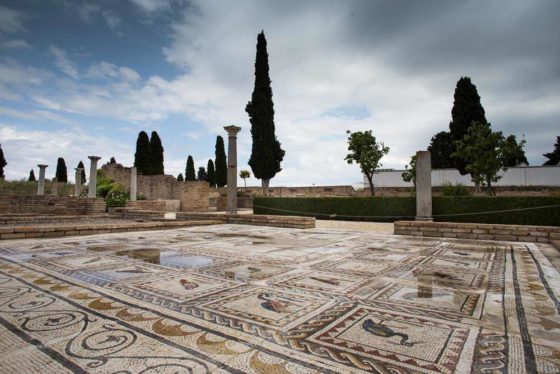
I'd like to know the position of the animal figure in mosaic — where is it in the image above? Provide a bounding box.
[257,293,300,313]
[83,257,103,264]
[180,279,199,290]
[248,267,261,273]
[453,251,471,256]
[362,319,423,347]
[432,271,459,281]
[310,276,340,286]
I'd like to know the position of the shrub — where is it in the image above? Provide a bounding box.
[254,196,560,226]
[105,185,127,207]
[441,182,470,196]
[96,169,117,198]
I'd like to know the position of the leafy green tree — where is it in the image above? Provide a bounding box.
[246,31,285,189]
[207,159,216,188]
[214,136,227,187]
[345,130,390,196]
[0,144,7,179]
[185,155,196,181]
[452,122,510,195]
[197,167,207,181]
[428,131,454,168]
[239,169,251,187]
[177,173,184,181]
[77,161,86,184]
[28,169,36,182]
[502,135,528,166]
[543,136,560,165]
[401,154,417,187]
[150,131,165,174]
[55,157,68,183]
[134,131,152,175]
[449,77,488,174]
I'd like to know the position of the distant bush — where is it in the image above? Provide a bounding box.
[441,182,470,196]
[96,169,118,198]
[105,185,127,207]
[0,179,73,196]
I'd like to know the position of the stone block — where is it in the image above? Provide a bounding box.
[493,235,518,242]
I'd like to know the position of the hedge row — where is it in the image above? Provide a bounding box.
[253,196,560,226]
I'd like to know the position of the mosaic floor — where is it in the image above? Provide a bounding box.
[0,224,558,373]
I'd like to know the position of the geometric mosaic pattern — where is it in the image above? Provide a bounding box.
[0,224,559,373]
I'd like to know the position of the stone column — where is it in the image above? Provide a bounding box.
[37,164,48,195]
[130,167,137,202]
[415,150,433,221]
[51,178,58,196]
[87,156,101,198]
[224,125,241,214]
[74,168,83,196]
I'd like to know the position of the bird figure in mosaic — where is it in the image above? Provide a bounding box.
[257,293,300,313]
[432,271,459,281]
[179,278,199,290]
[362,319,423,347]
[452,251,471,256]
[247,267,261,273]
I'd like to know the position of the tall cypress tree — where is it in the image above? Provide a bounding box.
[28,169,36,182]
[177,173,184,181]
[185,155,196,181]
[55,157,68,183]
[150,131,164,175]
[449,77,488,174]
[543,136,560,166]
[0,144,6,179]
[245,31,285,188]
[428,131,454,169]
[197,167,207,181]
[207,159,216,188]
[215,136,227,187]
[77,161,86,184]
[134,131,152,175]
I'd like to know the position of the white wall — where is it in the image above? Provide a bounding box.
[367,166,560,187]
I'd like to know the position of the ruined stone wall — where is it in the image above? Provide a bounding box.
[0,195,106,215]
[102,163,209,212]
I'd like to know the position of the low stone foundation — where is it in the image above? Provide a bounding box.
[0,220,221,240]
[176,213,315,229]
[394,220,560,243]
[125,200,167,212]
[0,195,106,215]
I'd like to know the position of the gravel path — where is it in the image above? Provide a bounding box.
[315,220,394,234]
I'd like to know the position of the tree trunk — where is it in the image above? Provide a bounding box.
[261,178,270,196]
[243,179,247,188]
[366,176,375,196]
[486,178,495,196]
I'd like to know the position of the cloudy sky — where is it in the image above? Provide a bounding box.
[0,0,558,186]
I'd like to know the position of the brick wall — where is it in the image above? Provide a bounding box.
[102,163,209,212]
[394,220,560,243]
[125,200,166,212]
[0,195,106,215]
[175,212,315,229]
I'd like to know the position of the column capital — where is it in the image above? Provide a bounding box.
[75,167,84,172]
[223,125,241,137]
[88,156,102,162]
[37,164,48,169]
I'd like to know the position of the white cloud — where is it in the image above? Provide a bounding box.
[0,125,131,181]
[129,0,171,13]
[102,10,121,29]
[77,3,100,24]
[1,39,31,49]
[50,45,79,79]
[0,6,27,34]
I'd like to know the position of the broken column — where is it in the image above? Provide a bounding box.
[87,156,101,198]
[74,168,83,196]
[224,125,241,214]
[130,167,137,202]
[415,150,433,221]
[51,178,58,196]
[37,164,47,195]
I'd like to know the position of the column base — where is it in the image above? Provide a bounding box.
[415,217,434,221]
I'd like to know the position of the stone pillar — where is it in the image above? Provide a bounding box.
[87,156,101,198]
[130,167,137,202]
[51,178,58,196]
[37,164,48,195]
[415,150,433,221]
[74,168,83,196]
[224,125,241,214]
